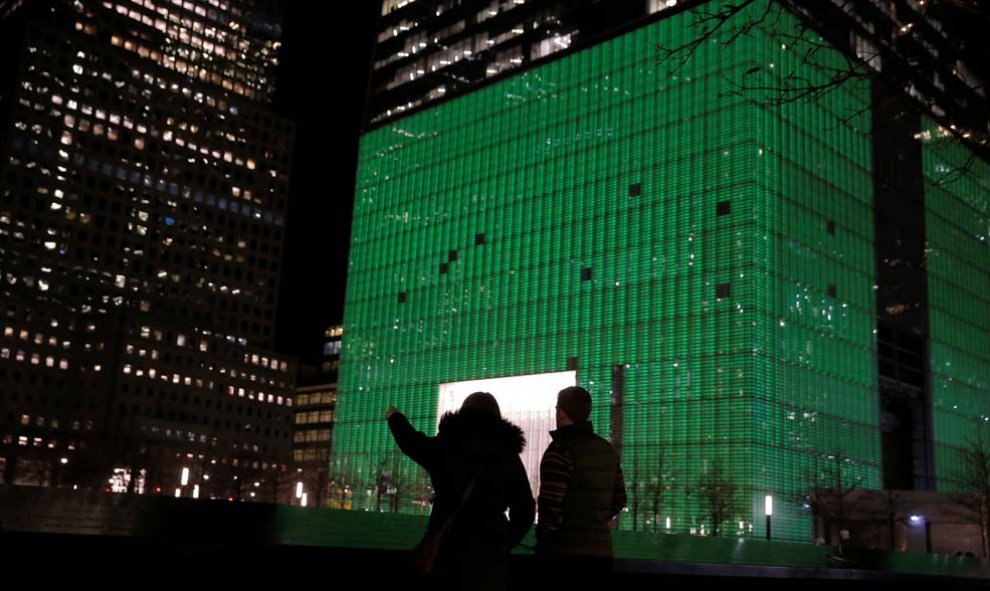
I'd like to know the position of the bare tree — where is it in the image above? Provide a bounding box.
[370,450,410,513]
[655,0,867,109]
[629,452,674,532]
[951,427,990,558]
[645,452,675,533]
[327,468,353,510]
[695,457,742,537]
[813,450,864,544]
[653,0,989,157]
[629,458,645,531]
[864,489,911,550]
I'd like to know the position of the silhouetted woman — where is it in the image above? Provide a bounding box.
[386,392,534,590]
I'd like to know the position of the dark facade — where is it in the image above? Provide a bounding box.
[290,325,341,506]
[0,0,296,501]
[368,0,676,123]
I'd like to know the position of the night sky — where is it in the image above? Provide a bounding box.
[273,3,379,363]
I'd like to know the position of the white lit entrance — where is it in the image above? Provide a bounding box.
[438,371,575,499]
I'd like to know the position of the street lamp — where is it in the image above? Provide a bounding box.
[296,481,304,499]
[911,514,931,552]
[181,466,189,486]
[765,494,773,541]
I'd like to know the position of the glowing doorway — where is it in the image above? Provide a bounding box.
[438,371,575,498]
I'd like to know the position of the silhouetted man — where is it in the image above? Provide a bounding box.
[536,386,626,579]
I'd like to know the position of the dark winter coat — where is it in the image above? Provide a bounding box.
[536,421,626,557]
[388,409,535,590]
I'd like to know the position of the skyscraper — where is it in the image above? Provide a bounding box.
[290,325,341,507]
[369,0,666,123]
[0,0,296,500]
[336,0,988,542]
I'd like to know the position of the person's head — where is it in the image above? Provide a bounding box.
[460,391,501,418]
[556,386,592,427]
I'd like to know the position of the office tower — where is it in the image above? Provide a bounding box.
[0,0,296,501]
[337,0,989,540]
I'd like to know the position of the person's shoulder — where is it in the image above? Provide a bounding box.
[590,432,620,453]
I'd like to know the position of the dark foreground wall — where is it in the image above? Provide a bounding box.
[1,485,985,586]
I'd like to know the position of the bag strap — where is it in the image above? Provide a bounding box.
[440,467,484,531]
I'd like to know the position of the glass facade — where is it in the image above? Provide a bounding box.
[922,120,990,490]
[336,0,882,541]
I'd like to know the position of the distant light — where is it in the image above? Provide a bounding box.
[910,514,922,524]
[174,488,181,498]
[254,481,260,488]
[665,517,671,530]
[296,481,304,499]
[193,484,200,499]
[301,493,308,507]
[765,495,773,516]
[60,457,68,464]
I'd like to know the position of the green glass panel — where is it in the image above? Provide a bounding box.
[921,119,990,491]
[335,0,880,542]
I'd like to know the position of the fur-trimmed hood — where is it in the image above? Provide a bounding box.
[436,409,526,457]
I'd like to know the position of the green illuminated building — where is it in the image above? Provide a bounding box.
[333,0,990,543]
